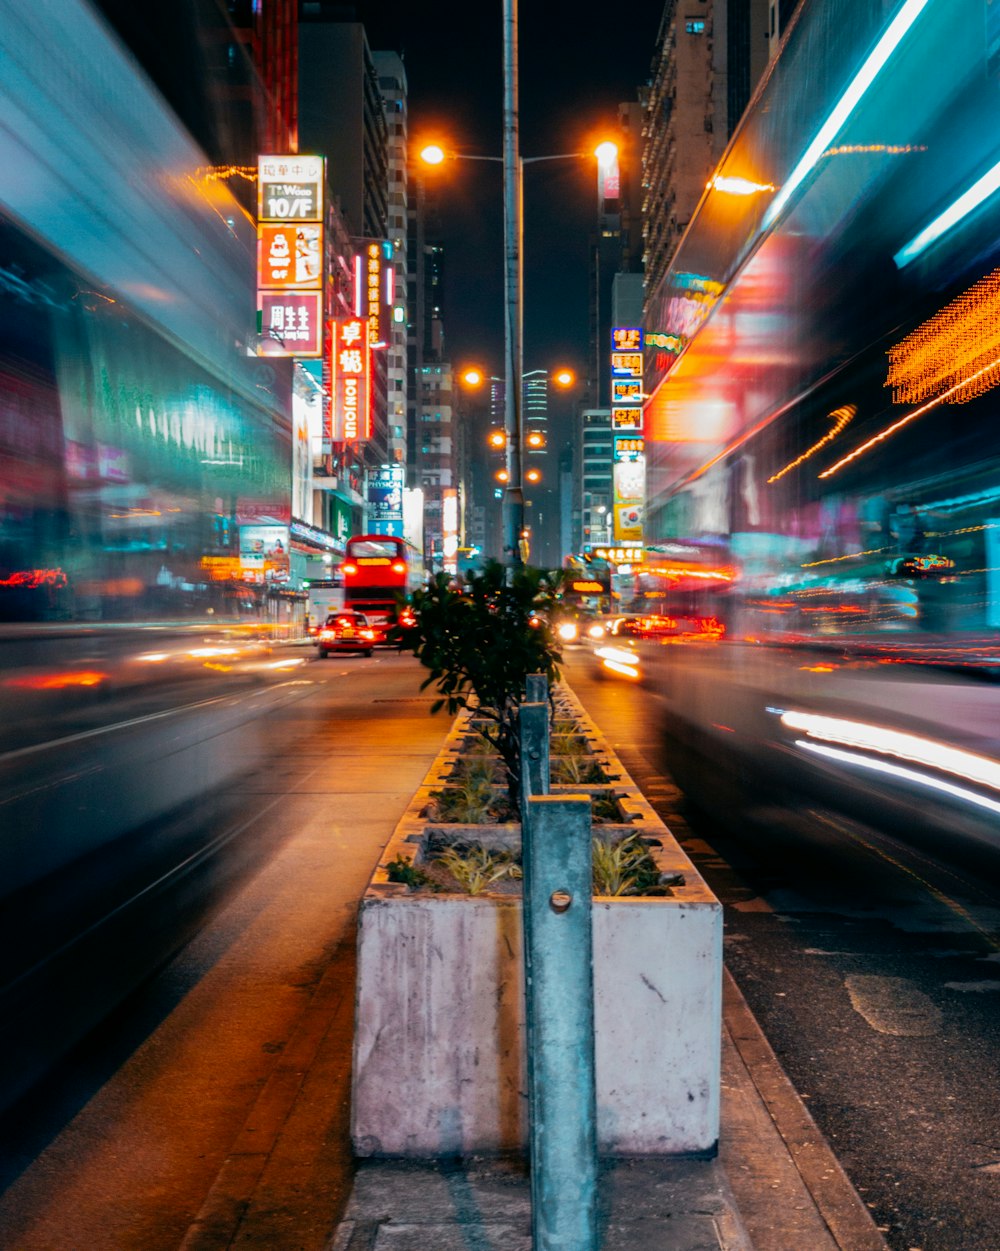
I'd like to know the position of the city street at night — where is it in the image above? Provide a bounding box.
[4,0,1000,1247]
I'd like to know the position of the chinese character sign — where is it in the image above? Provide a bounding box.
[257,154,326,357]
[611,326,644,543]
[612,327,643,352]
[326,318,371,445]
[259,292,323,357]
[258,155,324,222]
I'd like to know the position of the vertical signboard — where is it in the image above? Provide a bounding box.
[257,155,324,358]
[368,463,405,537]
[611,330,644,542]
[612,437,646,544]
[326,317,371,446]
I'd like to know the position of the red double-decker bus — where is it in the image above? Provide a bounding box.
[341,534,424,643]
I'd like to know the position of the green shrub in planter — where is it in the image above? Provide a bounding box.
[395,559,563,803]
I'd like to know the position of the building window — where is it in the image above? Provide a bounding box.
[685,18,706,33]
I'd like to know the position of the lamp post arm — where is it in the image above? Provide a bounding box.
[520,152,589,166]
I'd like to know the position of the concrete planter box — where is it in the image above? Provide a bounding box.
[352,686,722,1158]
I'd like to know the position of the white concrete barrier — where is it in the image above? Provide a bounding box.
[352,688,722,1157]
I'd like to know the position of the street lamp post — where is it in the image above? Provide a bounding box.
[419,139,612,568]
[502,0,524,566]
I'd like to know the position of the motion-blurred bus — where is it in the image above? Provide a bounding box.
[342,534,424,643]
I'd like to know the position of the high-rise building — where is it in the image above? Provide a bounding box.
[642,0,769,297]
[298,11,390,491]
[298,15,388,240]
[373,51,409,467]
[227,0,298,154]
[581,410,614,552]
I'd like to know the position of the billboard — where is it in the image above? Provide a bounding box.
[325,317,371,444]
[368,463,405,532]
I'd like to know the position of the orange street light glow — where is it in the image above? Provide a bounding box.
[496,469,510,482]
[488,430,506,448]
[526,431,545,447]
[462,367,484,386]
[553,368,575,387]
[594,142,618,165]
[420,144,445,165]
[707,174,776,196]
[526,468,541,483]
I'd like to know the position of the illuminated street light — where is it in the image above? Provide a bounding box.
[420,130,616,566]
[462,367,485,386]
[525,468,541,483]
[496,468,510,482]
[552,368,575,388]
[488,429,507,449]
[525,430,545,448]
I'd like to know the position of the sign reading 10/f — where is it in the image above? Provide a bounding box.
[264,182,320,220]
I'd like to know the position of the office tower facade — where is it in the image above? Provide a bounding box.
[373,51,409,467]
[298,13,390,482]
[642,0,769,297]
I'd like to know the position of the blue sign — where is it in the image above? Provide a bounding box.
[368,464,404,523]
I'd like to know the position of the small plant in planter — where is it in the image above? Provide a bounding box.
[433,844,523,895]
[384,855,436,891]
[394,559,563,804]
[592,832,674,896]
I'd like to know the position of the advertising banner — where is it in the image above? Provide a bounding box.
[368,463,404,524]
[239,524,290,581]
[613,454,645,544]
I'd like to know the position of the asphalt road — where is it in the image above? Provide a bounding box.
[0,649,451,1251]
[563,649,1000,1251]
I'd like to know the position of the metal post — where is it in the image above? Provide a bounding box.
[524,794,598,1251]
[502,0,524,567]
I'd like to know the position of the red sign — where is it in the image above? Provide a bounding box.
[259,292,323,357]
[258,223,323,289]
[326,318,371,444]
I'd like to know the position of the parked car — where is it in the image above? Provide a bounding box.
[316,611,376,657]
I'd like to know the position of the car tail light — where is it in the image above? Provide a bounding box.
[319,629,334,639]
[391,561,406,574]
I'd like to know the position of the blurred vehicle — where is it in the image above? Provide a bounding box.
[342,534,424,644]
[316,611,376,657]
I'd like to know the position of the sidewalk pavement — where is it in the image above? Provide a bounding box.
[179,677,888,1251]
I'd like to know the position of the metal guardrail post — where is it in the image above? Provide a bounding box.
[519,674,597,1250]
[523,794,598,1251]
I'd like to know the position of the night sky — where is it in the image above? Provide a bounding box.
[357,0,664,383]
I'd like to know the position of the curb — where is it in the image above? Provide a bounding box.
[722,969,888,1251]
